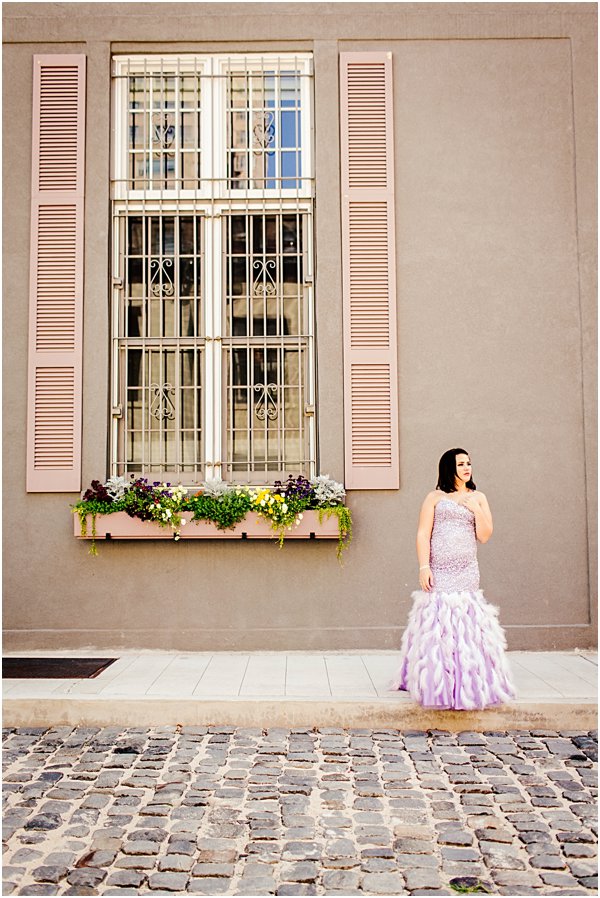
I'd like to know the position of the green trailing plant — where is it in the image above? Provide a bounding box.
[73,480,119,556]
[318,504,353,561]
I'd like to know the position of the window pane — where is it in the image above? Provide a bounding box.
[227,69,302,190]
[224,212,308,476]
[179,217,195,255]
[181,75,201,109]
[129,112,146,149]
[230,215,246,253]
[126,72,201,191]
[225,345,305,474]
[225,213,303,339]
[123,215,202,340]
[179,259,195,296]
[118,212,204,478]
[123,346,203,477]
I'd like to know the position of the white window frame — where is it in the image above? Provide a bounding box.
[112,54,313,202]
[110,53,315,485]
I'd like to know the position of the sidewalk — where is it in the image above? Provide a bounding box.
[3,650,597,731]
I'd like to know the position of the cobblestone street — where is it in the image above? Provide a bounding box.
[2,726,597,896]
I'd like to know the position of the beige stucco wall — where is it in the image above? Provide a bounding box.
[3,3,596,651]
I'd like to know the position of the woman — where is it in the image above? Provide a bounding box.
[391,448,515,710]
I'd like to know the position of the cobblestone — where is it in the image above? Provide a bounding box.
[2,727,597,894]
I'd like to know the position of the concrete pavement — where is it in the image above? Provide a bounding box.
[3,651,598,731]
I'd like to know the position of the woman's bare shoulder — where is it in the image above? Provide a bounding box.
[423,489,442,505]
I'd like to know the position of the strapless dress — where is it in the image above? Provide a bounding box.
[391,499,515,710]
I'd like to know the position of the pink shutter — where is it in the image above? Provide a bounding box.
[340,52,399,490]
[27,55,86,492]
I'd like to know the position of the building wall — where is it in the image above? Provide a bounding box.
[3,3,597,651]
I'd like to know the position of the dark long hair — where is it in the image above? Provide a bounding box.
[436,448,476,493]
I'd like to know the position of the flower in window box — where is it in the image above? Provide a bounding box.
[310,474,346,507]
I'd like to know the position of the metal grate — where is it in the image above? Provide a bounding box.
[111,54,315,484]
[224,212,309,479]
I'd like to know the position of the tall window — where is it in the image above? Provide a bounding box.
[111,54,314,484]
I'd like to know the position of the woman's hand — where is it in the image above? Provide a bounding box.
[460,493,480,514]
[461,491,493,542]
[419,565,433,591]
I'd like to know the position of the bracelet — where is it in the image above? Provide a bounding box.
[419,564,430,570]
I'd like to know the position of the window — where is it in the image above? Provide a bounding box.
[111,54,315,484]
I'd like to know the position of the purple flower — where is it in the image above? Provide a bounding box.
[82,479,112,503]
[273,474,315,502]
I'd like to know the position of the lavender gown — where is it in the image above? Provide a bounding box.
[392,499,515,710]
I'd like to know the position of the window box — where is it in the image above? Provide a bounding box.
[74,510,340,541]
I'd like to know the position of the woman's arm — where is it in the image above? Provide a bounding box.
[416,492,436,591]
[464,491,493,543]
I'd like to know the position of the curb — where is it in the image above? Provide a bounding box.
[4,697,597,731]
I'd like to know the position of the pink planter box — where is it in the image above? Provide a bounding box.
[74,510,341,541]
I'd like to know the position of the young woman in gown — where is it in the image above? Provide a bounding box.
[392,448,515,710]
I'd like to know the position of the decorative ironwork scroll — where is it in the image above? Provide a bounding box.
[254,382,278,420]
[150,258,175,297]
[252,259,277,296]
[253,111,275,155]
[150,382,176,420]
[152,113,176,153]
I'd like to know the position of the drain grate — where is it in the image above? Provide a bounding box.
[3,658,117,679]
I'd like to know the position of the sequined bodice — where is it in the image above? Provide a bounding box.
[430,498,479,592]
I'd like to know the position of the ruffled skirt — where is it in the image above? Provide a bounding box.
[391,590,515,710]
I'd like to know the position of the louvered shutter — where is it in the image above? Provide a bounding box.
[27,55,86,492]
[340,52,399,490]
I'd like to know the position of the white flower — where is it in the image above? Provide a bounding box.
[103,475,128,500]
[181,519,187,526]
[298,513,303,520]
[165,509,172,518]
[201,477,237,498]
[310,474,346,507]
[260,499,266,507]
[174,534,180,541]
[282,503,288,513]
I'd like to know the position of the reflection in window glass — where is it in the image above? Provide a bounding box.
[224,213,307,477]
[128,73,201,190]
[228,71,302,190]
[119,216,203,475]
